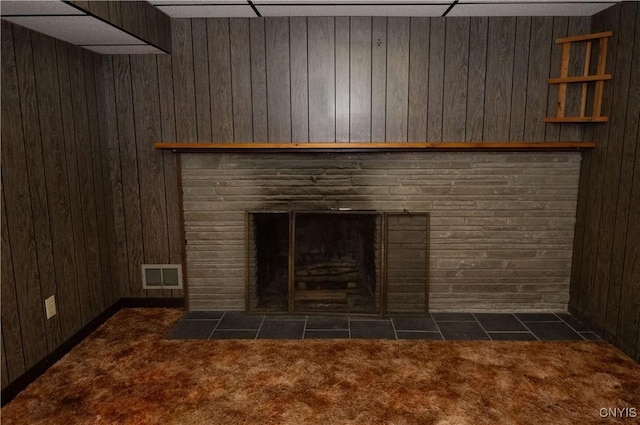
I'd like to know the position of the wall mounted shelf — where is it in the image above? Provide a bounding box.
[155,142,595,153]
[545,31,613,123]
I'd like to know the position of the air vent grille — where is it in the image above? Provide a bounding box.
[141,264,183,289]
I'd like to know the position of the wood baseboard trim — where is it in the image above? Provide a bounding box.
[1,298,185,406]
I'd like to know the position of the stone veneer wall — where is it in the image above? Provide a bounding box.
[182,152,581,312]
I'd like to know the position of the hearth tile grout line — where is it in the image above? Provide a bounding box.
[302,316,308,339]
[207,312,226,339]
[471,313,492,341]
[254,316,266,340]
[556,315,596,341]
[390,319,399,340]
[513,314,541,342]
[430,317,445,341]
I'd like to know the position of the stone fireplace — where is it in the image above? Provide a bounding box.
[181,151,581,313]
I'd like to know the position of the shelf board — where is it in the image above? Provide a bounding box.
[155,142,595,153]
[556,31,613,44]
[543,117,608,123]
[548,74,612,84]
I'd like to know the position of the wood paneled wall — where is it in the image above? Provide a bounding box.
[1,21,118,388]
[570,1,640,362]
[153,16,591,144]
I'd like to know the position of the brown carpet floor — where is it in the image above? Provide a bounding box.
[2,308,639,424]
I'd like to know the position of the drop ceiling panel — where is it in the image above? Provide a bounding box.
[3,15,144,45]
[0,0,84,16]
[251,0,451,3]
[157,4,257,17]
[150,1,248,4]
[448,2,617,16]
[84,45,166,55]
[256,4,450,16]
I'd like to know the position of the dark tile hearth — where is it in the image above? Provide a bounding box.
[167,311,599,341]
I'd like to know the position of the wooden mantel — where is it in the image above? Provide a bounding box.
[155,142,595,153]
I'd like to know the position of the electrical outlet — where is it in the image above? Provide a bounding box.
[45,295,57,319]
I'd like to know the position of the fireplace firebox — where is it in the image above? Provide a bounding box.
[246,210,429,315]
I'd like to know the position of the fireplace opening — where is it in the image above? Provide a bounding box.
[293,212,380,314]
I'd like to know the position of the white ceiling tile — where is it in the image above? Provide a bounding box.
[458,0,620,3]
[0,0,85,16]
[150,1,248,4]
[3,16,144,45]
[157,4,257,17]
[256,4,450,16]
[447,2,617,16]
[252,0,451,3]
[84,45,166,55]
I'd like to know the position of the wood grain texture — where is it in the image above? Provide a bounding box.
[172,19,197,141]
[95,56,131,299]
[336,17,350,142]
[250,19,268,143]
[605,1,639,342]
[428,18,445,142]
[524,17,553,141]
[308,17,336,142]
[130,56,171,298]
[466,17,488,142]
[509,17,531,141]
[1,191,26,383]
[371,17,387,142]
[265,17,292,142]
[55,40,92,326]
[349,17,372,142]
[208,19,234,142]
[10,25,60,347]
[192,19,212,141]
[68,45,105,315]
[385,17,410,142]
[289,17,309,142]
[443,18,470,142]
[230,19,254,143]
[31,31,78,353]
[1,335,8,389]
[407,18,429,142]
[113,56,145,298]
[484,17,516,141]
[545,17,568,142]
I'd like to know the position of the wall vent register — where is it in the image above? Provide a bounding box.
[141,265,183,290]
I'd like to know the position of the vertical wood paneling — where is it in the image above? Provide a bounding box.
[335,17,350,142]
[250,19,268,142]
[95,56,130,299]
[407,18,429,142]
[1,192,26,382]
[83,51,116,306]
[11,25,60,347]
[570,2,640,362]
[428,18,445,141]
[385,17,410,142]
[172,19,197,141]
[68,46,105,314]
[230,19,254,143]
[559,17,591,141]
[349,17,371,142]
[1,337,9,389]
[0,28,49,357]
[55,40,92,325]
[484,17,516,141]
[113,56,145,298]
[371,17,387,142]
[289,17,309,142]
[443,18,470,141]
[208,19,234,142]
[308,17,335,142]
[508,17,531,141]
[265,17,292,142]
[545,17,568,142]
[524,17,553,141]
[31,31,78,352]
[192,19,211,141]
[466,17,488,141]
[605,1,639,342]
